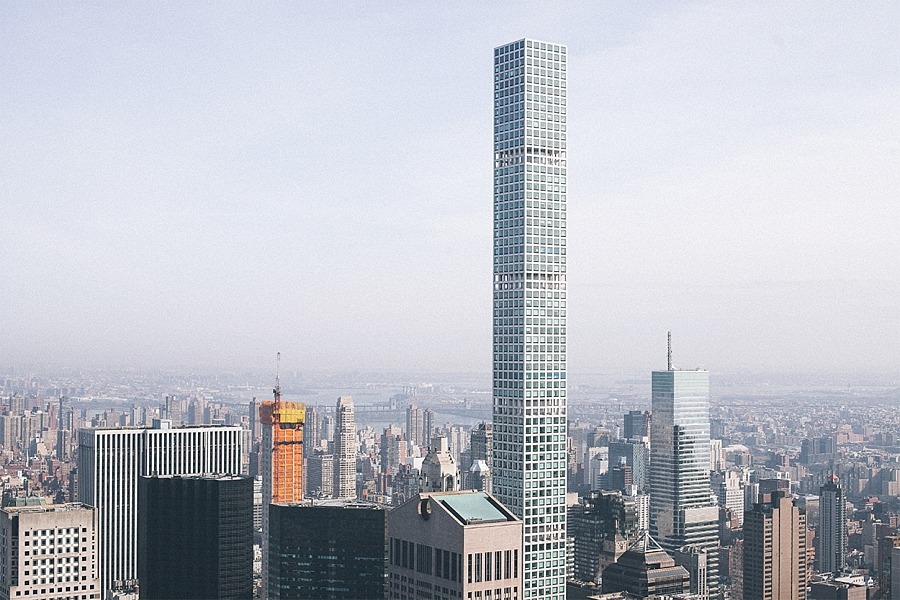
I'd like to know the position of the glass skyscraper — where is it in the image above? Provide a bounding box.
[492,38,567,600]
[649,367,719,598]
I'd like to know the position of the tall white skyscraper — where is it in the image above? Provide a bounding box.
[649,339,719,598]
[77,422,244,595]
[333,396,357,499]
[492,38,568,600]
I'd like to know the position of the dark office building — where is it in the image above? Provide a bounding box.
[569,490,642,584]
[138,474,253,600]
[758,478,791,499]
[268,501,387,599]
[623,410,650,440]
[608,439,649,492]
[608,463,633,491]
[800,436,836,465]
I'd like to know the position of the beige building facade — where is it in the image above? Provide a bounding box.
[0,502,100,600]
[743,491,807,600]
[388,491,522,600]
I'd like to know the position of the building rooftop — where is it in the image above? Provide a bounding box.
[2,502,91,515]
[430,491,516,525]
[2,496,52,508]
[141,473,250,482]
[83,422,240,432]
[276,499,384,510]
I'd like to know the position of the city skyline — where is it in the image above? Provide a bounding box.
[2,3,898,375]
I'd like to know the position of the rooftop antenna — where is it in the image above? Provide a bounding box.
[274,352,282,403]
[667,331,673,371]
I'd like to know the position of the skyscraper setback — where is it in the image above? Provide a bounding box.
[492,38,568,600]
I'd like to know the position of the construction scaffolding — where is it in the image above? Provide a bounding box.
[259,399,305,503]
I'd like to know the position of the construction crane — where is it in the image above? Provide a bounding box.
[274,351,282,403]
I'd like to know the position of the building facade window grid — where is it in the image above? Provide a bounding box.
[492,38,567,600]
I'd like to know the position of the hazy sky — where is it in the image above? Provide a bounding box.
[2,2,898,375]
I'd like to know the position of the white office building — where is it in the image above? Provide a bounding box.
[492,38,568,600]
[77,421,243,595]
[712,469,746,528]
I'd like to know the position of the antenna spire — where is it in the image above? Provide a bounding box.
[667,331,673,371]
[274,352,282,402]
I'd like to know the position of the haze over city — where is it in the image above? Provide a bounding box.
[2,2,898,375]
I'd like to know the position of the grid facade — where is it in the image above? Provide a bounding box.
[138,475,253,600]
[742,492,807,600]
[387,492,523,600]
[77,425,244,595]
[268,503,386,600]
[649,370,719,598]
[0,503,100,600]
[492,38,567,600]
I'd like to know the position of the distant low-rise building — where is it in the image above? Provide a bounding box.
[808,580,866,600]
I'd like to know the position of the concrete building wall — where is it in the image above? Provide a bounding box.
[0,503,99,600]
[743,493,807,600]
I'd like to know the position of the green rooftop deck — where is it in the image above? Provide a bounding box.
[434,492,514,524]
